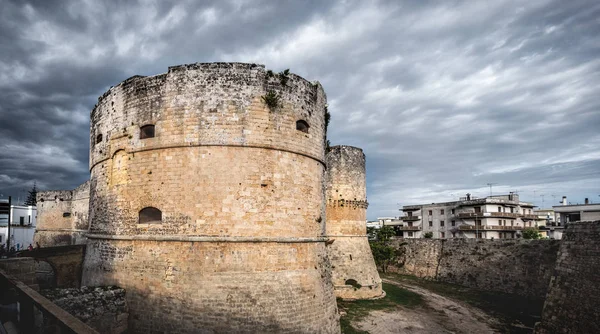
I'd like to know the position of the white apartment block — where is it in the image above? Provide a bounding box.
[400,193,537,239]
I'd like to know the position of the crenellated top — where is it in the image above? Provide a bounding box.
[325,145,367,203]
[89,62,328,170]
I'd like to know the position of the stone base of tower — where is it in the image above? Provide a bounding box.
[327,236,383,300]
[82,237,341,333]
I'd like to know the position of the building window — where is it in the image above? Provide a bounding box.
[511,220,514,226]
[63,212,71,218]
[451,209,455,214]
[140,124,155,139]
[452,232,456,238]
[429,221,433,227]
[296,120,309,133]
[440,209,445,215]
[474,207,481,213]
[477,232,482,239]
[451,220,455,226]
[19,216,24,226]
[428,210,432,215]
[510,207,514,213]
[139,207,162,224]
[498,206,502,212]
[96,134,103,144]
[441,232,445,238]
[440,220,445,227]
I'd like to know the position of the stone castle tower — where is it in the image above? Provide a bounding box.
[81,63,340,333]
[325,145,383,299]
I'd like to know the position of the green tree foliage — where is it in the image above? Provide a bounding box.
[24,182,38,206]
[423,231,433,238]
[522,227,542,239]
[369,226,400,273]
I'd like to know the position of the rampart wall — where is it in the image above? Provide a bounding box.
[390,238,560,299]
[325,145,382,299]
[35,181,90,247]
[535,221,600,334]
[82,62,340,333]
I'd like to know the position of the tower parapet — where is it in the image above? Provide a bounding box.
[326,145,383,299]
[82,63,339,333]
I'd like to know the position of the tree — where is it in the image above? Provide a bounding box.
[522,227,541,239]
[369,226,400,273]
[423,232,433,238]
[24,182,38,206]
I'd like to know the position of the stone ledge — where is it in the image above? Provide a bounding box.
[86,234,328,243]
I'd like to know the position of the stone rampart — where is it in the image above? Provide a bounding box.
[535,221,600,333]
[82,62,340,333]
[35,181,90,247]
[326,145,382,299]
[391,238,560,298]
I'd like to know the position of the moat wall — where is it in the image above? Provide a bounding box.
[390,238,560,299]
[535,221,600,334]
[82,62,340,333]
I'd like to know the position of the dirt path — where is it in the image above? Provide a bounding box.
[351,279,500,333]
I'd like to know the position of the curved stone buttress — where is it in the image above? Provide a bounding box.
[82,63,340,333]
[325,145,383,299]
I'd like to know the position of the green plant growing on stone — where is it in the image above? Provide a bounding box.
[279,69,290,86]
[261,90,281,111]
[369,226,400,273]
[423,232,433,238]
[522,227,542,239]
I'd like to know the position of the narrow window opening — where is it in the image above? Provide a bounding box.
[296,120,309,133]
[139,207,162,224]
[140,124,155,139]
[96,134,103,144]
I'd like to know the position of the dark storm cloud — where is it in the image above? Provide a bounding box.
[0,0,598,217]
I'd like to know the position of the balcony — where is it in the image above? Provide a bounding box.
[398,226,422,231]
[459,225,523,231]
[456,212,525,219]
[402,215,420,221]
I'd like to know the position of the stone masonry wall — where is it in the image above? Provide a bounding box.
[326,145,382,299]
[42,286,128,334]
[535,221,600,334]
[35,181,90,247]
[82,63,340,333]
[0,257,38,289]
[391,238,560,298]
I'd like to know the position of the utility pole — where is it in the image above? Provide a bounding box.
[540,194,545,208]
[487,183,497,197]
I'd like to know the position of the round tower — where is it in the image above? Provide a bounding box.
[82,63,339,333]
[326,145,383,299]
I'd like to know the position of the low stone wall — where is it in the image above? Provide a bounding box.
[535,221,600,333]
[390,238,560,298]
[0,257,38,289]
[42,286,128,334]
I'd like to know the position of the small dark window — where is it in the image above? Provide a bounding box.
[296,120,309,133]
[62,212,71,218]
[139,207,162,224]
[451,209,455,214]
[428,210,432,215]
[19,217,25,226]
[140,125,155,139]
[96,134,103,143]
[440,220,445,227]
[440,209,444,215]
[429,221,433,227]
[451,220,455,226]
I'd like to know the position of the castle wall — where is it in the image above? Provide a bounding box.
[535,221,600,334]
[325,146,382,299]
[82,63,340,333]
[34,181,90,247]
[390,238,560,299]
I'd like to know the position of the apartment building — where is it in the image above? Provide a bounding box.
[553,196,600,224]
[400,193,537,239]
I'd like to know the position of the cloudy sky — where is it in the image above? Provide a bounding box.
[1,0,599,219]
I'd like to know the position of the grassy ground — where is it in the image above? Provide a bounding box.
[380,272,544,333]
[337,282,424,333]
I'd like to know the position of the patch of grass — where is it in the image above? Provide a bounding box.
[380,272,544,333]
[338,282,423,333]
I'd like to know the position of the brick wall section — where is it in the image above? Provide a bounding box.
[42,286,128,334]
[390,238,560,298]
[82,63,340,333]
[0,257,38,289]
[325,146,382,299]
[535,221,600,334]
[35,181,90,247]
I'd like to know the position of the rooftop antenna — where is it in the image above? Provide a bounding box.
[487,183,497,197]
[540,194,545,208]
